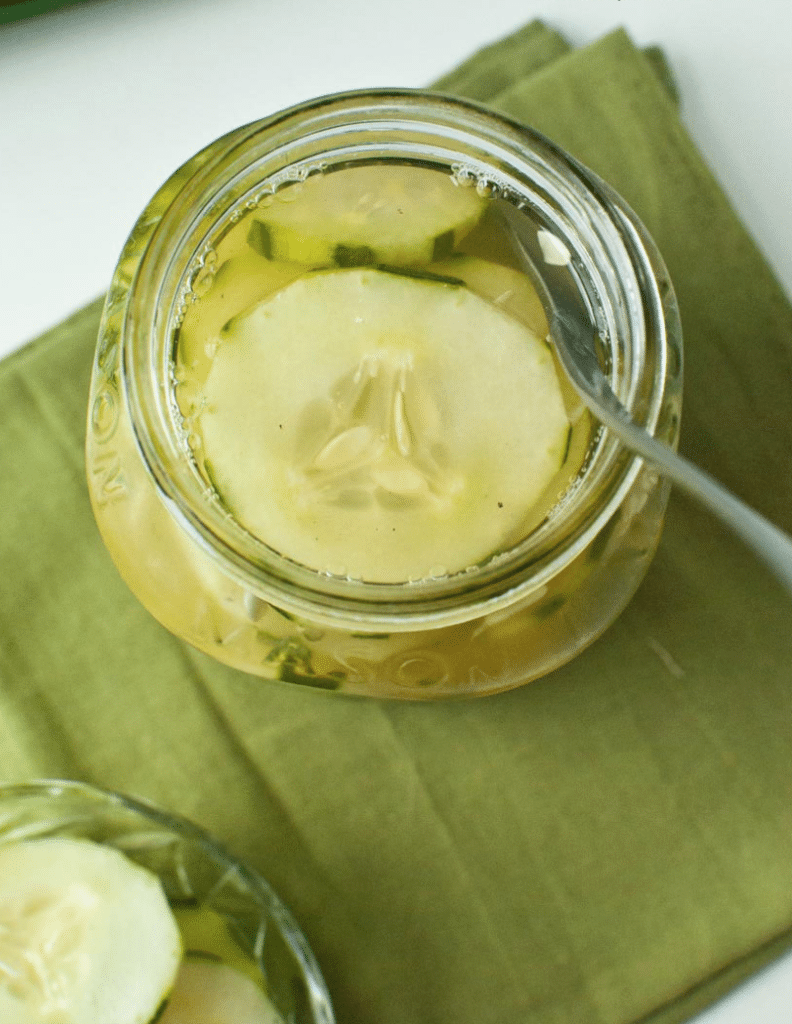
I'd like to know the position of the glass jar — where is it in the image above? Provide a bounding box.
[85,90,682,699]
[0,779,335,1023]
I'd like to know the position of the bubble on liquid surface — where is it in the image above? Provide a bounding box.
[450,163,477,188]
[191,266,215,298]
[450,162,508,200]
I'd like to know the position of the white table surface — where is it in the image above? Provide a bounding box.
[1,1,791,1020]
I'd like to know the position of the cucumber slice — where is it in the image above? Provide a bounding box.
[157,961,282,1024]
[432,255,549,339]
[249,164,485,266]
[0,837,181,1024]
[0,989,30,1024]
[197,267,570,583]
[178,252,303,382]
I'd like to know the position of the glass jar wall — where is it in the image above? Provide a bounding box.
[85,91,682,699]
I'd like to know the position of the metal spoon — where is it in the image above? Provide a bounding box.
[501,200,792,595]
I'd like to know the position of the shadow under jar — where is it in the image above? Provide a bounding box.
[86,90,682,699]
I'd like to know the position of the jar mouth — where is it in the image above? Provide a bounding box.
[124,89,677,630]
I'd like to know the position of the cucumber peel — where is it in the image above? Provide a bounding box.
[249,164,485,266]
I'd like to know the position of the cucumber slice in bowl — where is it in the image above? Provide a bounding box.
[159,960,283,1024]
[0,837,181,1024]
[0,781,335,1024]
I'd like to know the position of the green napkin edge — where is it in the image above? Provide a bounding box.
[1,297,104,379]
[433,21,680,108]
[431,20,572,99]
[646,928,792,1024]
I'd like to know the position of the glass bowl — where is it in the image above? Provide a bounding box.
[0,779,335,1024]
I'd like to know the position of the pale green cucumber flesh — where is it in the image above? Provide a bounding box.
[177,252,305,380]
[430,254,550,339]
[197,267,570,583]
[0,837,181,1024]
[157,961,282,1024]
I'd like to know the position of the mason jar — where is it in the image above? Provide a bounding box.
[85,90,682,699]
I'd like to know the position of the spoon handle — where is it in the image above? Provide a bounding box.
[499,200,792,593]
[594,383,792,595]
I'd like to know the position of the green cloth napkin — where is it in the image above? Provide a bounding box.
[2,22,792,1024]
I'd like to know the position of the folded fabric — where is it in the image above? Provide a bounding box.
[1,21,791,1024]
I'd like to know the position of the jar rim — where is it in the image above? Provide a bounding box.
[123,88,679,630]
